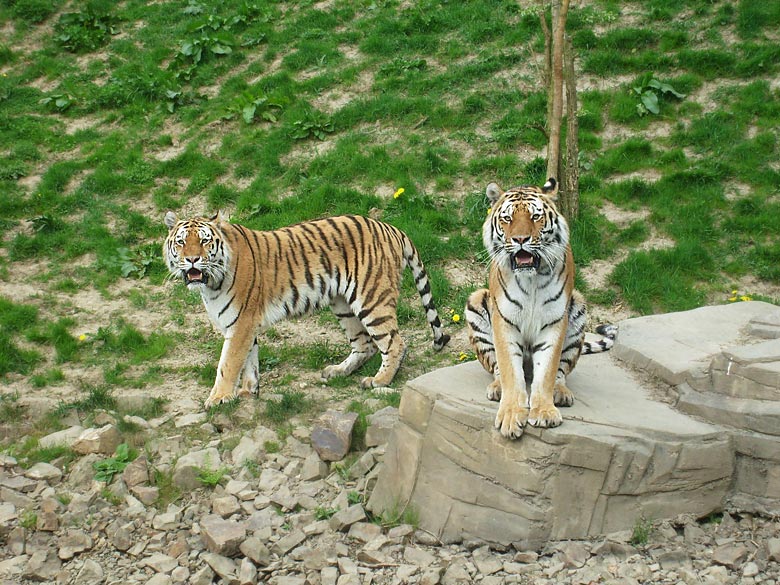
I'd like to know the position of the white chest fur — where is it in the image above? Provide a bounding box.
[494,266,568,344]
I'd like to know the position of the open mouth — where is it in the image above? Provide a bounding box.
[184,268,207,285]
[511,250,540,271]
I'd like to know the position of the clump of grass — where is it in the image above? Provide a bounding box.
[371,499,420,529]
[630,515,653,545]
[197,465,229,487]
[264,391,313,425]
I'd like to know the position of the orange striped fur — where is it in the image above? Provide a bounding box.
[164,212,450,407]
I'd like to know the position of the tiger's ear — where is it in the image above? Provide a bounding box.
[486,182,504,205]
[541,177,558,199]
[209,210,229,223]
[164,211,178,230]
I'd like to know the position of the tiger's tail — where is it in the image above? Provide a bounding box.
[401,235,451,351]
[582,324,618,354]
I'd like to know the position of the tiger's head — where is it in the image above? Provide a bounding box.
[483,178,569,272]
[163,211,230,289]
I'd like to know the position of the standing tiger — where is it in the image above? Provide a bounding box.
[164,212,450,408]
[465,178,616,439]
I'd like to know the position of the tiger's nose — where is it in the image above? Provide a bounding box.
[512,236,530,245]
[185,256,201,265]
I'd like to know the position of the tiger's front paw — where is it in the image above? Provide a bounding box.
[528,405,563,428]
[322,365,346,381]
[495,403,528,439]
[553,383,574,407]
[204,389,235,409]
[486,379,502,401]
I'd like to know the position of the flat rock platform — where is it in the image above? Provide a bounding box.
[368,302,780,549]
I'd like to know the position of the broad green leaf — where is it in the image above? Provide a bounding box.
[641,91,660,115]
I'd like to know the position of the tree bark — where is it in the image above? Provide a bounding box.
[562,34,579,219]
[546,0,568,183]
[539,7,552,138]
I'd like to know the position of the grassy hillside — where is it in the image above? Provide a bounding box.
[1,0,779,425]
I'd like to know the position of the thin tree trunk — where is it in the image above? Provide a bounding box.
[539,7,552,141]
[546,0,568,183]
[562,34,579,219]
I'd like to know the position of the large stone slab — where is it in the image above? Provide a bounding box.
[368,302,780,548]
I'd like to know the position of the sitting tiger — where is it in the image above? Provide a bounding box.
[164,212,450,408]
[465,178,616,439]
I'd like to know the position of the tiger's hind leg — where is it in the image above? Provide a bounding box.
[465,288,502,401]
[238,338,260,398]
[554,291,588,407]
[356,303,405,390]
[322,296,378,381]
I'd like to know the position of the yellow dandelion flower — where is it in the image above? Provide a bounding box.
[487,207,492,216]
[393,187,405,199]
[731,290,738,295]
[728,296,738,302]
[740,295,751,302]
[78,334,87,341]
[452,314,461,323]
[458,352,468,361]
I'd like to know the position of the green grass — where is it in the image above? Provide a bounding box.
[0,0,779,433]
[264,390,314,426]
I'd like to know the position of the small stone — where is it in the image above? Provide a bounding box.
[172,447,222,491]
[557,541,590,569]
[171,566,190,583]
[212,495,241,517]
[442,559,471,584]
[174,412,207,428]
[684,523,708,544]
[38,426,84,449]
[201,552,238,581]
[347,451,375,479]
[338,557,359,574]
[656,549,691,570]
[329,504,366,531]
[473,553,502,576]
[711,543,749,569]
[8,526,25,555]
[300,452,328,481]
[144,553,178,574]
[420,568,444,585]
[76,559,104,583]
[200,515,246,557]
[0,474,36,493]
[404,546,437,567]
[767,538,780,562]
[132,485,159,506]
[57,528,93,560]
[513,551,539,563]
[72,424,121,455]
[311,410,358,461]
[321,566,339,585]
[24,549,62,582]
[743,562,760,578]
[24,462,62,483]
[152,510,179,531]
[225,479,250,495]
[111,523,134,552]
[122,455,149,487]
[271,529,306,555]
[347,522,382,543]
[388,524,415,542]
[269,484,298,511]
[238,557,257,585]
[190,565,215,585]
